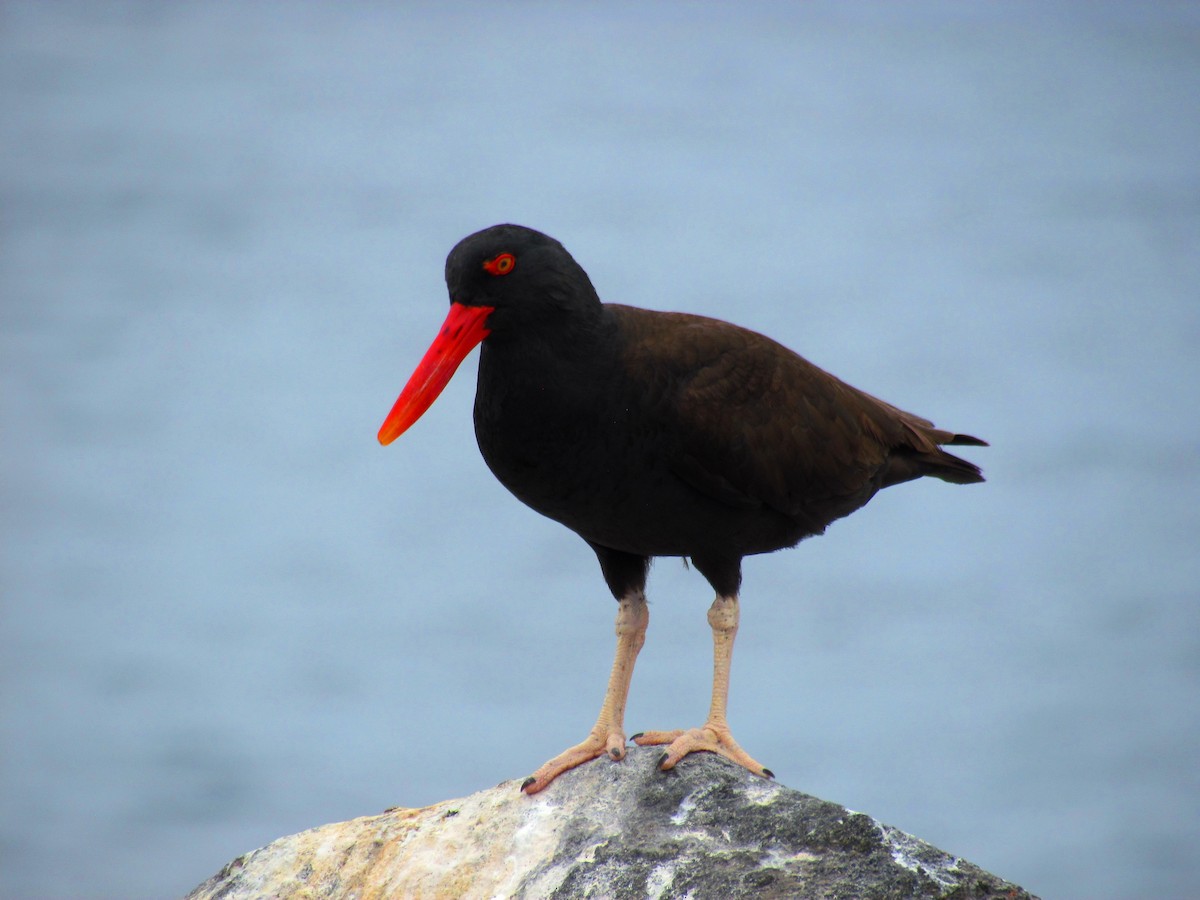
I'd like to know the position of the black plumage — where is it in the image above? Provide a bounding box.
[379,223,986,792]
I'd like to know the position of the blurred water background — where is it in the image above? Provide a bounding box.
[3,3,1198,898]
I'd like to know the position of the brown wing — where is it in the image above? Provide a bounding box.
[615,306,984,527]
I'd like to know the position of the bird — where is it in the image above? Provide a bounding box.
[378,223,986,795]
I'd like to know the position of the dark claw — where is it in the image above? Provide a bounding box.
[656,751,670,770]
[520,776,536,792]
[609,747,622,760]
[762,768,775,779]
[630,732,644,741]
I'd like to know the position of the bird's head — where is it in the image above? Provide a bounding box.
[444,223,599,328]
[378,224,598,445]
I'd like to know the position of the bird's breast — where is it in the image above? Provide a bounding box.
[470,340,683,548]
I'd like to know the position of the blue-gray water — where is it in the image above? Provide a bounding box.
[3,3,1198,898]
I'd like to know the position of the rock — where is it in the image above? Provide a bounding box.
[184,746,1038,900]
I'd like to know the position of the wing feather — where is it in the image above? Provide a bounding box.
[613,305,982,526]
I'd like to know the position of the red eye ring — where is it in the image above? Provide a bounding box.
[483,252,516,276]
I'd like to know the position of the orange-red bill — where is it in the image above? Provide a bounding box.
[377,302,494,445]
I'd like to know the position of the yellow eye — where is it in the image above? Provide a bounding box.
[483,252,516,276]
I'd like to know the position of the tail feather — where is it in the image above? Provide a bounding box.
[882,420,987,488]
[926,446,986,484]
[932,431,987,484]
[946,432,988,448]
[857,387,988,488]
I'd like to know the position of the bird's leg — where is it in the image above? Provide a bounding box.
[633,593,773,779]
[520,590,648,794]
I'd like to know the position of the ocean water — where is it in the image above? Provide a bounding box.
[2,3,1198,899]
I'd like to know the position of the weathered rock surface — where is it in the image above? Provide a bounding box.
[184,746,1038,899]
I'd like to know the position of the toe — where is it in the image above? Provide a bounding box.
[605,732,628,760]
[521,727,630,794]
[632,729,683,747]
[642,724,772,781]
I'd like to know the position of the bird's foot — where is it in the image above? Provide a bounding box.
[520,725,628,795]
[632,723,774,779]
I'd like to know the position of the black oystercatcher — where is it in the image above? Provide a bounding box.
[378,224,986,794]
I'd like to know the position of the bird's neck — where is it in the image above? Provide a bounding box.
[474,302,622,419]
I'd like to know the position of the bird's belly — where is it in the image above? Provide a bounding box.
[476,424,673,549]
[474,414,806,559]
